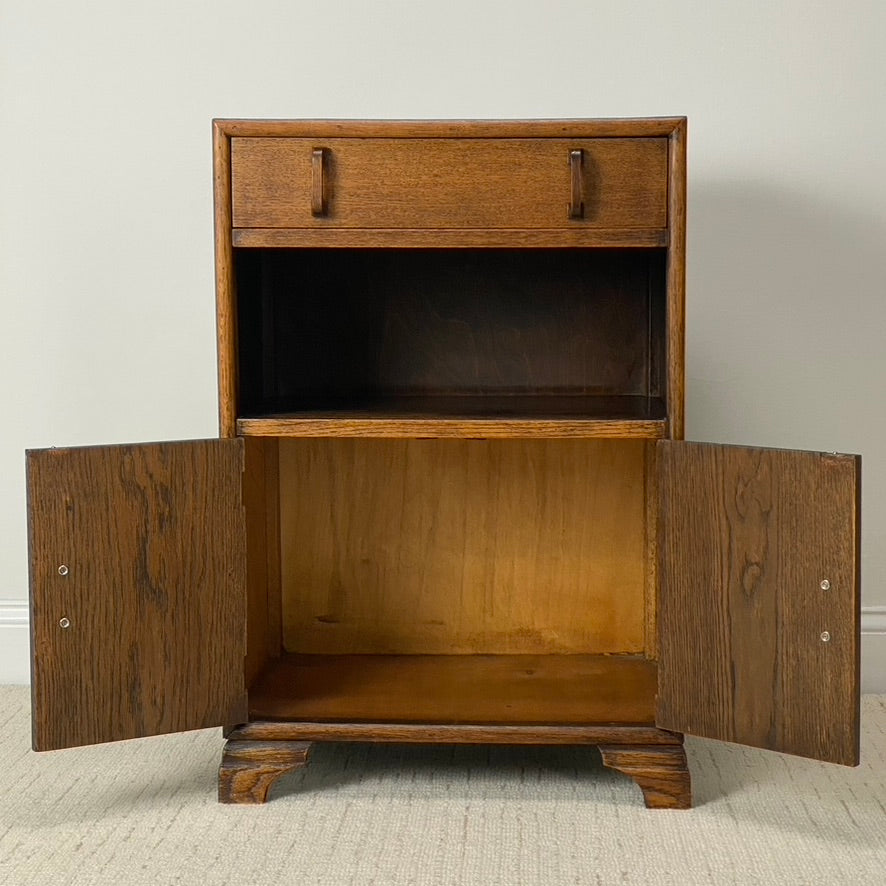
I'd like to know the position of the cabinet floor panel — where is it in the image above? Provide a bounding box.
[237,395,667,439]
[248,654,657,725]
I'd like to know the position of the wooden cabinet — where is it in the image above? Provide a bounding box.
[26,118,861,809]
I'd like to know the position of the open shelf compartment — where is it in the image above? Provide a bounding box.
[235,247,668,438]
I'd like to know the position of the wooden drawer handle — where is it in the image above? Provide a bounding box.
[311,148,327,216]
[568,149,584,219]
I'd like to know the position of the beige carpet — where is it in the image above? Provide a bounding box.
[0,687,884,885]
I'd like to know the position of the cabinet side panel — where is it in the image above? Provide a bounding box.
[278,438,647,655]
[28,440,248,750]
[665,120,686,439]
[656,442,860,764]
[214,122,238,437]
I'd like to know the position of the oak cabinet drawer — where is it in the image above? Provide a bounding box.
[230,138,668,230]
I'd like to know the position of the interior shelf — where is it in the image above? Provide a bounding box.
[235,248,669,432]
[237,395,666,438]
[248,654,658,725]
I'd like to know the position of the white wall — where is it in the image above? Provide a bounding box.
[1,1,884,688]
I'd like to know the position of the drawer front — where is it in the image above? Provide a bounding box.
[231,138,668,230]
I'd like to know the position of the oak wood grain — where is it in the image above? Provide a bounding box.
[213,121,237,438]
[247,654,658,725]
[232,227,668,249]
[231,138,667,230]
[27,440,248,751]
[656,442,860,765]
[238,414,667,439]
[215,118,687,139]
[218,740,311,804]
[599,744,691,809]
[227,721,683,746]
[665,119,687,439]
[278,439,647,655]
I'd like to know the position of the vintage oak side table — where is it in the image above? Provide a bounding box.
[26,118,860,808]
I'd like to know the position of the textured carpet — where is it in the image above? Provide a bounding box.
[0,687,884,885]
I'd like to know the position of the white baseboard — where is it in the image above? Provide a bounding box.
[2,600,886,691]
[0,600,31,685]
[861,606,886,694]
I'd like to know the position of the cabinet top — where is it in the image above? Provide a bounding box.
[213,118,686,139]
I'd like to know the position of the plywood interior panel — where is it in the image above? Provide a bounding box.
[279,438,647,655]
[643,439,659,659]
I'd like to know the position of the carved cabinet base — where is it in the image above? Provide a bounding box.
[217,724,690,809]
[218,740,312,804]
[25,120,860,816]
[599,744,691,809]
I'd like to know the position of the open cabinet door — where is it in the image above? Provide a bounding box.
[656,441,860,765]
[27,439,248,751]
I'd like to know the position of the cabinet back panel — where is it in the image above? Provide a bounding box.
[278,438,646,655]
[236,249,666,414]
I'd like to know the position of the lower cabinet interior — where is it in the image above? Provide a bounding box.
[244,437,657,726]
[248,653,657,725]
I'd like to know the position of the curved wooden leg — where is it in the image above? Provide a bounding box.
[599,743,691,809]
[218,740,312,804]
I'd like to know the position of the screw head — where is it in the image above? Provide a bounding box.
[59,617,71,629]
[820,579,830,591]
[820,631,831,643]
[58,565,69,576]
